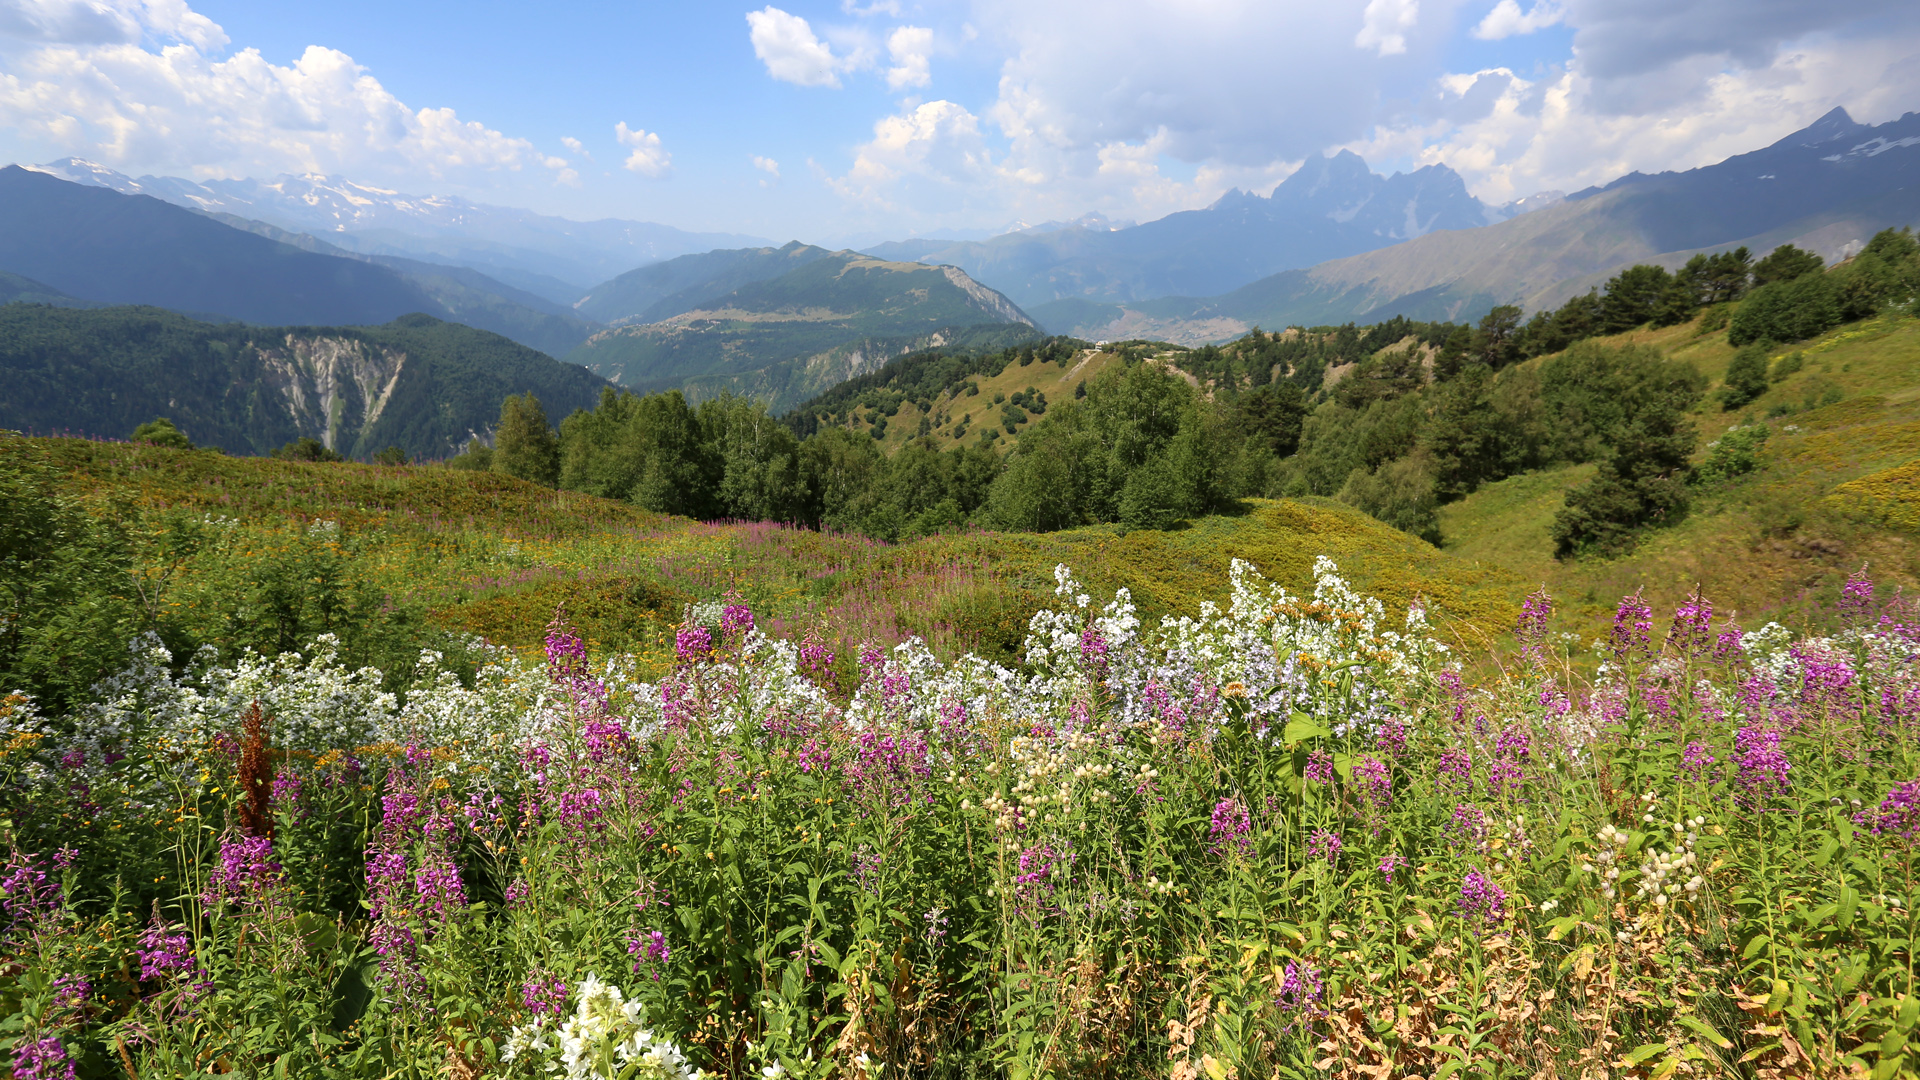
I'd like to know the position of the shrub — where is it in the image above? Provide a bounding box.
[1720,342,1772,409]
[131,417,194,450]
[1691,424,1769,485]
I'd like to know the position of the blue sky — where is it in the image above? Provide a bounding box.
[2,0,1916,242]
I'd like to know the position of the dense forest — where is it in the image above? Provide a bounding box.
[120,227,1920,557]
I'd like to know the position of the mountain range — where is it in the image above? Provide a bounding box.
[1031,107,1920,343]
[862,151,1512,307]
[24,158,769,298]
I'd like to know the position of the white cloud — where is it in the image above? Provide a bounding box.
[0,0,226,50]
[615,122,670,177]
[842,0,900,15]
[1347,31,1920,206]
[0,17,547,183]
[752,154,780,177]
[1472,0,1561,40]
[1355,0,1420,56]
[746,6,847,88]
[561,136,583,152]
[885,25,932,90]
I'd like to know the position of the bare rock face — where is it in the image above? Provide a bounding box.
[253,335,408,452]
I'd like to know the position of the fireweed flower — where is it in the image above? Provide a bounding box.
[1306,828,1342,864]
[1854,779,1920,843]
[1457,869,1508,925]
[1377,853,1409,885]
[1680,742,1718,783]
[51,974,88,1010]
[1840,567,1875,618]
[137,918,195,982]
[1611,590,1654,659]
[1733,726,1791,808]
[1489,728,1531,795]
[1713,623,1746,663]
[1666,590,1714,659]
[721,604,755,638]
[205,834,280,903]
[522,972,569,1017]
[1303,750,1335,787]
[1437,748,1473,796]
[628,929,671,977]
[11,1037,75,1080]
[1275,961,1327,1030]
[1516,587,1553,665]
[674,625,713,666]
[1444,803,1489,851]
[1208,797,1253,855]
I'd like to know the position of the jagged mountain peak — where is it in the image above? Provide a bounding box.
[1776,106,1867,149]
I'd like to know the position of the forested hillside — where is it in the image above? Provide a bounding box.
[0,306,607,459]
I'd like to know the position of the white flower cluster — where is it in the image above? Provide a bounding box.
[503,974,704,1080]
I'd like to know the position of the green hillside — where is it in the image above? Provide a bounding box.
[0,433,1523,707]
[0,305,608,459]
[1439,311,1920,624]
[574,240,836,324]
[565,252,1038,409]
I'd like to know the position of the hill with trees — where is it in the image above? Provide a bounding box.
[563,252,1040,411]
[0,305,607,460]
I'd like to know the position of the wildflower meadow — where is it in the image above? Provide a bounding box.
[2,556,1917,1078]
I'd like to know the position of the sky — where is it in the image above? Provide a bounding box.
[1,0,1917,244]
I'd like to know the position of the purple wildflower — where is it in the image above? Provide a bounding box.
[1680,741,1718,783]
[1489,728,1531,795]
[721,603,755,638]
[521,972,569,1017]
[674,624,713,665]
[504,878,530,907]
[11,1037,75,1080]
[413,851,466,921]
[1437,748,1474,796]
[137,919,195,981]
[1516,587,1553,665]
[1354,756,1393,815]
[1854,779,1920,843]
[1666,590,1714,659]
[1079,626,1110,677]
[1208,797,1253,855]
[1275,961,1328,1029]
[1303,750,1335,787]
[1444,803,1489,851]
[1306,828,1342,864]
[628,928,672,976]
[1733,726,1791,808]
[1840,566,1875,618]
[1377,853,1409,885]
[51,974,89,1010]
[1457,869,1508,926]
[205,834,279,903]
[1713,623,1746,663]
[1374,717,1409,759]
[1610,590,1653,659]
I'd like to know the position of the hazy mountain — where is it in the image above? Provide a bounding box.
[0,306,607,459]
[1032,108,1920,344]
[26,158,770,294]
[574,241,837,325]
[0,271,100,309]
[205,212,602,357]
[567,251,1039,411]
[0,166,453,327]
[877,152,1504,307]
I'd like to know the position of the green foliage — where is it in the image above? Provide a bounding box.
[1720,342,1773,409]
[131,416,193,450]
[372,445,409,466]
[272,436,344,463]
[1771,350,1805,382]
[1730,272,1843,346]
[1549,347,1707,557]
[1692,424,1770,486]
[493,393,560,487]
[1751,243,1825,286]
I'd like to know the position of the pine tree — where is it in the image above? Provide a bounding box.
[492,393,559,486]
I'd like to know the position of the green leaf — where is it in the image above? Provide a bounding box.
[1282,715,1331,744]
[1677,1015,1734,1050]
[1623,1042,1669,1066]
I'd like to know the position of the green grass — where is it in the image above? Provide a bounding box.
[6,436,1527,680]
